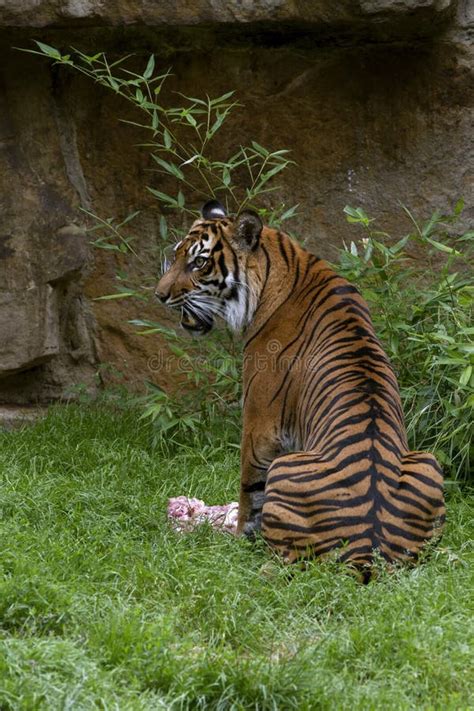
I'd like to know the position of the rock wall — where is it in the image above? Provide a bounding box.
[0,1,472,402]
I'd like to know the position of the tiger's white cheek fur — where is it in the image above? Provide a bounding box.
[224,273,259,332]
[225,286,248,331]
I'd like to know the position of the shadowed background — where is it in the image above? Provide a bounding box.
[0,0,472,403]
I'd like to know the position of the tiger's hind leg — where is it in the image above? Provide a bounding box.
[382,451,446,562]
[261,452,375,565]
[261,451,445,567]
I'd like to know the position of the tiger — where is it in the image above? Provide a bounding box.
[155,199,445,569]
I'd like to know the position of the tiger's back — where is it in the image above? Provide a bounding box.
[243,228,445,566]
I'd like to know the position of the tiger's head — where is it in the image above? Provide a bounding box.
[155,200,263,334]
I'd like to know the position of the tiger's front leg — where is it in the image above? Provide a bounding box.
[237,428,281,539]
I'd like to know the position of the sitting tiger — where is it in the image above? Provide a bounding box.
[155,200,445,567]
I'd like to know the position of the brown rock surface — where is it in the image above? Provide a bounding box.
[0,1,457,33]
[0,1,472,402]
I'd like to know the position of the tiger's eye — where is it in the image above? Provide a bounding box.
[194,256,207,269]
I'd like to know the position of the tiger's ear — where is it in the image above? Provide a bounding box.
[201,200,226,220]
[234,210,263,251]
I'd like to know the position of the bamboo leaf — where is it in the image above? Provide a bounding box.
[117,211,140,228]
[107,77,120,92]
[159,215,168,240]
[255,162,286,188]
[222,167,231,187]
[151,155,184,180]
[175,92,208,106]
[163,128,172,149]
[94,291,137,300]
[251,141,269,157]
[425,237,461,256]
[143,54,155,80]
[209,91,235,106]
[207,111,226,139]
[181,154,199,166]
[91,242,121,252]
[34,41,62,59]
[454,198,464,214]
[185,113,197,127]
[147,187,178,207]
[280,204,299,221]
[460,365,472,386]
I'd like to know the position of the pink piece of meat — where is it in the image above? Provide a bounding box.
[167,496,239,534]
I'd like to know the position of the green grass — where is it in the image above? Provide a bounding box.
[0,404,473,710]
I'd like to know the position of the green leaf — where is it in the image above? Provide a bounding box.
[117,210,140,228]
[209,91,235,106]
[459,365,472,387]
[129,319,179,340]
[177,191,185,208]
[454,198,464,215]
[94,291,137,301]
[421,210,441,238]
[279,204,299,222]
[222,167,231,187]
[181,154,199,166]
[107,77,120,92]
[120,119,154,131]
[207,111,226,139]
[185,113,197,127]
[458,231,474,242]
[34,41,62,60]
[169,344,189,359]
[83,52,102,64]
[147,187,178,207]
[163,128,172,149]
[90,242,121,252]
[343,206,373,226]
[175,93,208,106]
[256,162,287,188]
[151,155,184,180]
[433,358,467,366]
[391,235,410,253]
[425,237,461,256]
[159,215,168,241]
[143,54,155,80]
[251,141,269,157]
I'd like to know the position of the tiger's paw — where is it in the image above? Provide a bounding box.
[242,513,262,540]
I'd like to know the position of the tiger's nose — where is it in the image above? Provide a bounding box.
[154,285,170,303]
